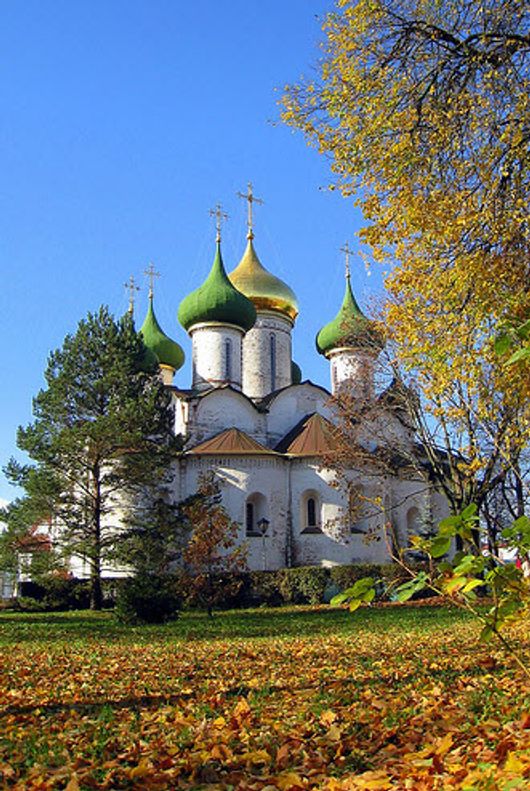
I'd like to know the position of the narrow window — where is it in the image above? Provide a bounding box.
[225,338,232,381]
[246,502,254,535]
[270,334,276,391]
[307,497,316,527]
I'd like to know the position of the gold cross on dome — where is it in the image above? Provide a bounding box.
[237,182,263,239]
[144,263,161,299]
[340,242,353,279]
[124,275,140,315]
[209,203,229,242]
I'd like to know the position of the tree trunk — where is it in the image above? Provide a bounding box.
[514,464,525,519]
[90,568,103,611]
[90,464,103,611]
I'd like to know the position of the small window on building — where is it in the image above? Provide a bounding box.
[245,493,268,537]
[307,497,316,527]
[225,338,232,381]
[270,334,276,391]
[301,491,322,533]
[246,502,254,535]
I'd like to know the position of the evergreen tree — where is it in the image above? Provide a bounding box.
[5,306,176,609]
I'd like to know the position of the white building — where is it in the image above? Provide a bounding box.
[137,197,448,572]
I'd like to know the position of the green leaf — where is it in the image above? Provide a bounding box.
[506,347,530,365]
[460,504,478,521]
[453,555,484,576]
[362,588,376,604]
[515,318,530,339]
[513,515,530,535]
[439,515,461,530]
[479,625,494,642]
[461,578,483,594]
[330,592,349,606]
[429,536,452,558]
[349,577,375,597]
[494,333,512,355]
[444,576,467,593]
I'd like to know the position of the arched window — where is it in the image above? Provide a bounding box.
[245,493,268,536]
[301,491,321,533]
[246,502,254,534]
[270,334,276,391]
[225,338,232,381]
[307,497,316,527]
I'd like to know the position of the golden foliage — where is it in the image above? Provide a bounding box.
[283,0,530,511]
[1,607,530,788]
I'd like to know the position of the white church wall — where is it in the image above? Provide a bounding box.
[389,478,434,549]
[187,390,266,446]
[177,455,289,570]
[266,383,334,445]
[289,461,384,567]
[190,323,244,391]
[242,312,293,399]
[328,348,376,400]
[172,394,189,438]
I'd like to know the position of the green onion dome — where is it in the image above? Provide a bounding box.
[140,296,185,371]
[178,242,256,333]
[229,239,298,322]
[291,360,302,384]
[316,276,383,356]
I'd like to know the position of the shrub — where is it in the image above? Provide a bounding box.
[246,571,284,607]
[114,574,181,624]
[18,577,91,610]
[13,596,47,612]
[276,567,329,605]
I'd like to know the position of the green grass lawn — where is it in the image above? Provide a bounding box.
[1,604,529,789]
[0,602,473,644]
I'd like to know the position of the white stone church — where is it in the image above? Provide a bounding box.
[137,191,448,572]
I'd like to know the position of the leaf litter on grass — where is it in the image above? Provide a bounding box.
[0,605,529,789]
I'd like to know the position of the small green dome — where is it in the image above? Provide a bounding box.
[140,297,185,371]
[178,242,257,333]
[291,360,302,384]
[316,276,383,356]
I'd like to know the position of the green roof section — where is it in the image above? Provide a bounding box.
[178,241,257,333]
[315,276,383,356]
[140,297,185,371]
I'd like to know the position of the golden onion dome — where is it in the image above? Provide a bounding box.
[228,238,298,322]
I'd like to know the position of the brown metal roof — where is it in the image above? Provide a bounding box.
[274,413,338,456]
[188,428,277,455]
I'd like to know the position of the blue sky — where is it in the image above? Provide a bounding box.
[0,0,384,503]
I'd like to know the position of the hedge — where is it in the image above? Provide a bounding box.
[182,562,431,610]
[13,563,432,612]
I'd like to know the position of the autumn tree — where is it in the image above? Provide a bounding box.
[182,473,247,615]
[4,307,176,610]
[283,0,529,523]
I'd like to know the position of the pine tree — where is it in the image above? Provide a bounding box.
[5,306,176,609]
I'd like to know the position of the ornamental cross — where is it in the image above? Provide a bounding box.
[237,181,263,239]
[209,203,229,242]
[144,262,161,298]
[340,242,353,279]
[124,275,140,315]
